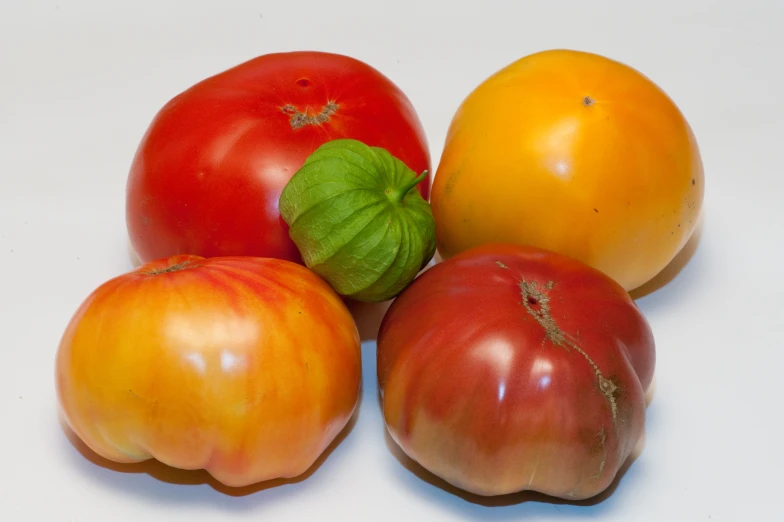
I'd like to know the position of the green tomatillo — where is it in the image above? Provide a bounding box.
[279,139,436,302]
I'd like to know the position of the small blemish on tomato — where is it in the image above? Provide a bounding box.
[692,178,696,185]
[583,96,595,107]
[297,78,312,88]
[593,208,598,213]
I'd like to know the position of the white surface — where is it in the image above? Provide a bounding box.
[1,0,782,520]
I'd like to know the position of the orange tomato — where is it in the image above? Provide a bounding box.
[55,255,361,487]
[431,49,704,291]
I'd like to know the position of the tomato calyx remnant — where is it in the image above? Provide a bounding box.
[519,278,619,425]
[141,261,195,276]
[282,101,339,129]
[386,171,429,204]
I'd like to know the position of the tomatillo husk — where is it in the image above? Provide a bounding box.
[279,139,435,302]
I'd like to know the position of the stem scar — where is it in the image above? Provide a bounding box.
[141,261,193,275]
[519,280,619,424]
[282,102,339,129]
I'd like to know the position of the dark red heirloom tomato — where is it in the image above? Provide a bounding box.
[377,243,655,499]
[126,51,430,264]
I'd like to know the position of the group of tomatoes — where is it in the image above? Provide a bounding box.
[55,49,703,500]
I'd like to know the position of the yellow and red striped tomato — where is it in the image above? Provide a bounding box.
[55,255,361,487]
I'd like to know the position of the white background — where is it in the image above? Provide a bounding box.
[1,1,782,520]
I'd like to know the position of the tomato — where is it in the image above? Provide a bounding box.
[55,255,361,487]
[377,243,655,499]
[126,51,430,264]
[430,49,703,291]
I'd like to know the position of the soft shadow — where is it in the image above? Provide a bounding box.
[629,212,705,300]
[127,239,142,268]
[347,299,394,342]
[344,252,442,342]
[377,390,645,516]
[59,398,360,499]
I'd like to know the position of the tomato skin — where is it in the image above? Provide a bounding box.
[126,51,430,264]
[55,256,361,487]
[377,243,655,499]
[431,49,703,291]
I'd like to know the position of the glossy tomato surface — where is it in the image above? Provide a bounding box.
[127,51,430,264]
[431,49,703,291]
[55,256,361,487]
[377,243,655,499]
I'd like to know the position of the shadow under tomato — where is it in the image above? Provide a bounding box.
[346,299,394,342]
[127,239,142,269]
[629,212,705,301]
[377,391,646,514]
[345,252,442,342]
[59,397,361,498]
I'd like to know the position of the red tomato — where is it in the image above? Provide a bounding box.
[377,243,655,499]
[126,51,431,264]
[56,255,361,487]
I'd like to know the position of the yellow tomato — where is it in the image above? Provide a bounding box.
[431,49,704,290]
[55,255,361,487]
